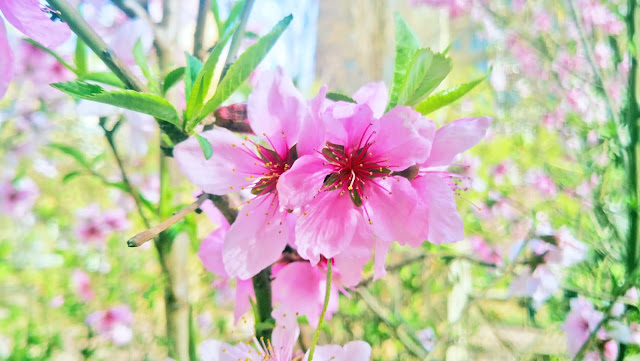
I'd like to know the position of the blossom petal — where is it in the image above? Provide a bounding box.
[199,339,224,361]
[247,69,305,155]
[368,177,429,247]
[271,305,300,361]
[233,279,254,323]
[272,262,339,327]
[424,117,492,167]
[373,106,436,170]
[0,0,70,48]
[352,82,388,118]
[173,128,264,195]
[277,154,328,209]
[198,228,228,278]
[333,225,373,287]
[412,174,464,244]
[222,199,289,280]
[295,191,360,263]
[341,341,373,361]
[0,20,13,98]
[297,85,327,157]
[323,104,378,152]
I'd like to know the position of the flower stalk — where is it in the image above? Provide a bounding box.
[307,258,333,361]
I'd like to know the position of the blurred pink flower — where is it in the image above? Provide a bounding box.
[199,306,371,361]
[86,305,134,346]
[410,0,472,17]
[0,0,70,97]
[594,42,613,69]
[562,297,604,358]
[175,69,325,279]
[579,0,624,35]
[0,177,38,217]
[74,204,131,245]
[545,227,587,267]
[509,265,559,308]
[417,328,436,351]
[534,10,552,32]
[469,236,502,265]
[49,295,64,308]
[71,269,94,302]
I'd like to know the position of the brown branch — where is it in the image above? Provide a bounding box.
[127,193,209,247]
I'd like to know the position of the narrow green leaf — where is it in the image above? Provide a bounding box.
[25,39,77,75]
[51,81,181,126]
[49,143,90,167]
[62,171,82,183]
[415,73,487,115]
[195,133,213,160]
[185,25,237,123]
[133,38,153,84]
[326,92,357,103]
[74,38,88,75]
[397,48,452,107]
[163,67,185,95]
[389,13,421,109]
[211,0,223,36]
[196,14,293,127]
[224,0,246,35]
[80,72,126,88]
[185,53,203,102]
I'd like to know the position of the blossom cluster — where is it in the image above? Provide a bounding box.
[174,69,491,323]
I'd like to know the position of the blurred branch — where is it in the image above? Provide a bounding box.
[99,117,152,229]
[127,193,209,247]
[193,0,211,60]
[47,0,146,92]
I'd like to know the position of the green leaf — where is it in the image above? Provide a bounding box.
[25,39,77,75]
[74,38,88,75]
[185,54,203,102]
[196,14,293,127]
[80,72,126,88]
[389,13,421,109]
[224,0,246,35]
[211,0,223,36]
[51,81,181,126]
[326,92,357,103]
[185,24,237,123]
[163,67,185,95]
[195,133,213,159]
[397,48,452,107]
[62,171,82,183]
[133,38,153,85]
[414,73,487,115]
[49,143,90,167]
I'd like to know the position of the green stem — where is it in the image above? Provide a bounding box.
[252,267,273,341]
[307,259,333,361]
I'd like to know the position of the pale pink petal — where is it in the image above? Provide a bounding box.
[199,199,230,230]
[323,104,378,151]
[0,20,13,98]
[373,106,435,170]
[110,324,133,346]
[368,177,429,247]
[295,192,360,264]
[304,345,342,361]
[352,82,388,118]
[277,154,329,209]
[424,117,492,167]
[271,305,300,361]
[247,68,305,155]
[173,128,264,195]
[222,199,289,279]
[198,227,228,277]
[412,174,464,244]
[297,85,327,157]
[334,227,373,287]
[199,339,225,361]
[233,279,254,323]
[373,240,390,280]
[341,341,373,361]
[0,0,70,48]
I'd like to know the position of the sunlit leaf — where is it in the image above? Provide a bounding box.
[414,73,487,115]
[389,12,420,109]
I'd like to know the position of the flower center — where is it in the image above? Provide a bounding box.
[250,144,294,197]
[320,140,391,207]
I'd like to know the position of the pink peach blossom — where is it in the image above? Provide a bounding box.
[562,297,604,358]
[0,0,71,98]
[175,69,325,280]
[86,305,134,346]
[71,269,94,302]
[0,177,38,217]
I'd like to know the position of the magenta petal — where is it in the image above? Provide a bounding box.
[368,177,428,247]
[0,20,12,98]
[295,192,360,263]
[272,262,339,327]
[424,116,492,167]
[373,106,436,170]
[277,154,328,209]
[222,199,289,280]
[233,279,254,323]
[297,85,327,157]
[0,0,70,48]
[352,82,388,118]
[173,128,264,195]
[412,174,464,244]
[247,69,305,155]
